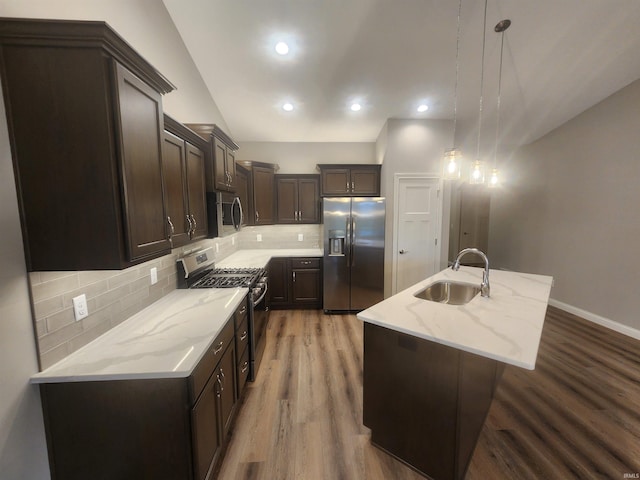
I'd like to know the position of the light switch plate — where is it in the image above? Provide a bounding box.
[72,294,88,321]
[298,233,304,242]
[150,267,158,285]
[257,234,262,242]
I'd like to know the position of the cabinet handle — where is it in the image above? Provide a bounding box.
[167,216,175,236]
[301,260,311,265]
[240,330,248,341]
[186,215,193,235]
[352,181,355,191]
[346,182,350,192]
[213,340,224,355]
[216,374,223,396]
[292,271,296,282]
[240,305,247,315]
[255,210,260,222]
[190,214,197,234]
[241,361,249,373]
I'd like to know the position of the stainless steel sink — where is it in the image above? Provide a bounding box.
[414,281,481,305]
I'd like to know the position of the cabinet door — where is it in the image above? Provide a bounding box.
[115,63,171,261]
[226,148,237,191]
[350,167,380,196]
[213,137,228,191]
[268,258,290,306]
[186,142,208,240]
[276,177,298,224]
[321,168,350,196]
[298,177,320,223]
[252,166,275,224]
[191,374,221,480]
[292,268,321,305]
[218,343,237,437]
[162,130,190,247]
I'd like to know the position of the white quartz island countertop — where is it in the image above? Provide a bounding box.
[357,266,553,370]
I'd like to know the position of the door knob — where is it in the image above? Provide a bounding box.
[399,249,408,254]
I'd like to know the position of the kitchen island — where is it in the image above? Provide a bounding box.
[357,266,553,480]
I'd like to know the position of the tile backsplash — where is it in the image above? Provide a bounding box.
[30,224,321,369]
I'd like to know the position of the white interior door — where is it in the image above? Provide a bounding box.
[393,176,441,294]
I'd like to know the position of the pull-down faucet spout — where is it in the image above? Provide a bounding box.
[452,248,490,298]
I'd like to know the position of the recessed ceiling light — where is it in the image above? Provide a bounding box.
[350,103,362,112]
[282,102,294,111]
[417,104,429,112]
[275,42,289,55]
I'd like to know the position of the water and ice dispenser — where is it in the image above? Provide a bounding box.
[328,229,346,256]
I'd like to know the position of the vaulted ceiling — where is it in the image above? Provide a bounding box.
[164,0,640,150]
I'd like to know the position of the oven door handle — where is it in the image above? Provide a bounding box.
[252,283,268,308]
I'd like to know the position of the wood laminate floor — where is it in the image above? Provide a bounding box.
[218,307,640,480]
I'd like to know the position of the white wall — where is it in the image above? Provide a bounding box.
[236,141,376,174]
[377,119,454,297]
[489,78,640,333]
[0,0,228,129]
[0,80,49,479]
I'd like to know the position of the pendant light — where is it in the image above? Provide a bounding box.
[488,19,511,188]
[469,0,489,185]
[442,0,464,180]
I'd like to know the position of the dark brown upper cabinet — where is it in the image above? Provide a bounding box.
[236,161,277,225]
[162,115,208,248]
[276,175,320,224]
[0,18,175,271]
[317,164,381,196]
[186,124,239,193]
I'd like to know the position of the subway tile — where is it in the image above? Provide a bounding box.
[35,319,47,337]
[38,320,83,353]
[63,279,109,304]
[33,295,64,320]
[78,270,114,287]
[107,268,139,290]
[119,288,149,312]
[39,342,72,370]
[31,274,80,303]
[39,271,77,283]
[94,283,131,310]
[68,321,113,353]
[45,308,76,333]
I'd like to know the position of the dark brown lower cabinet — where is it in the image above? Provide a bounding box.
[268,257,322,309]
[39,317,241,480]
[363,323,504,480]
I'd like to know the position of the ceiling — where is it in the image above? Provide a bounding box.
[163,0,640,149]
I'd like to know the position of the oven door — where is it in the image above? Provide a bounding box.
[249,281,269,382]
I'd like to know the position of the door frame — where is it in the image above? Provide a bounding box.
[391,174,443,294]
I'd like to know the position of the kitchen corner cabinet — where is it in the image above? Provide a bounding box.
[268,257,322,309]
[276,174,320,224]
[237,161,277,225]
[38,298,246,480]
[186,124,239,192]
[317,164,381,196]
[163,115,208,247]
[0,18,175,270]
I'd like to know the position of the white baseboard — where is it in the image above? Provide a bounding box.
[549,298,640,340]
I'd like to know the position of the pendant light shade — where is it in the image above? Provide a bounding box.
[469,160,485,184]
[442,0,463,180]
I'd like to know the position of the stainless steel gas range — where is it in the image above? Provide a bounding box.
[177,248,269,382]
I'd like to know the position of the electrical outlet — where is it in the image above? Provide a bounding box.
[298,233,304,242]
[257,234,262,242]
[150,267,158,285]
[72,294,88,321]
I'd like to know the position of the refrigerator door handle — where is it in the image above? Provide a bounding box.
[351,218,356,267]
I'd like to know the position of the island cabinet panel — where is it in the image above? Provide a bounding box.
[363,323,503,480]
[317,164,381,197]
[0,18,175,270]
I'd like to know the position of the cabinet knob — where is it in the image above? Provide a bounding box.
[241,361,249,373]
[292,271,296,282]
[240,330,248,341]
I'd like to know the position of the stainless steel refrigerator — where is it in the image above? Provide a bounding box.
[323,197,385,312]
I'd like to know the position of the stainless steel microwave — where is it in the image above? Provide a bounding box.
[206,191,243,238]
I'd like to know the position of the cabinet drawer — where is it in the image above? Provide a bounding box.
[234,299,248,330]
[235,316,249,358]
[236,347,250,397]
[291,257,320,269]
[189,319,234,404]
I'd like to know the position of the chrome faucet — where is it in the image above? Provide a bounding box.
[452,248,490,298]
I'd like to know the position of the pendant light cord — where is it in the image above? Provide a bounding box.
[452,0,462,143]
[476,0,488,160]
[493,28,506,169]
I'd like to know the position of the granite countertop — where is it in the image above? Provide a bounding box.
[357,266,553,370]
[31,248,323,384]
